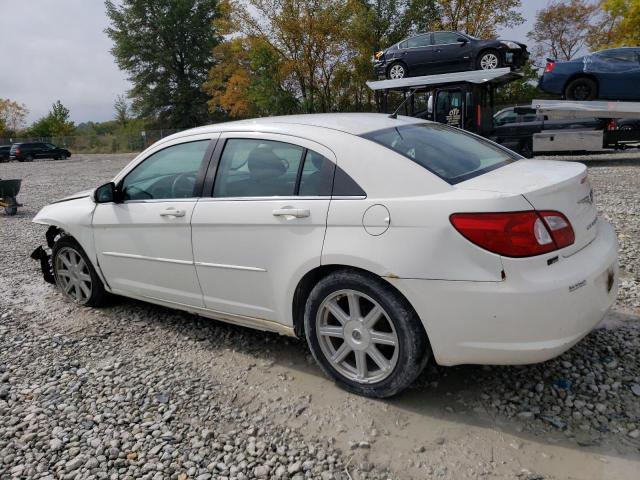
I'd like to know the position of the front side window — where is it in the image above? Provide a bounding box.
[362,123,516,184]
[122,140,210,200]
[494,110,517,125]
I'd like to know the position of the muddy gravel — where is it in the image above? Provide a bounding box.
[1,153,639,479]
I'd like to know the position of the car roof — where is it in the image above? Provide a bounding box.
[167,113,428,140]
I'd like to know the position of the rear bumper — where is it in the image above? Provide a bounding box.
[389,220,618,366]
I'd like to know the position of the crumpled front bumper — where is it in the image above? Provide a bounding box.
[30,226,60,284]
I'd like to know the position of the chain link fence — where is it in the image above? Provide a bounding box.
[0,129,183,154]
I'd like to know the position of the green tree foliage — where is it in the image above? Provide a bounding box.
[494,62,546,107]
[592,0,640,48]
[105,0,221,128]
[28,100,75,137]
[114,94,130,126]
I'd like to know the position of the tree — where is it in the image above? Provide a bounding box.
[527,0,598,63]
[221,0,360,114]
[114,94,130,126]
[494,62,545,106]
[591,0,640,48]
[28,100,75,138]
[0,99,29,136]
[105,0,221,128]
[436,0,524,37]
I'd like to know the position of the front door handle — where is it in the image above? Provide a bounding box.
[272,207,310,218]
[159,207,185,217]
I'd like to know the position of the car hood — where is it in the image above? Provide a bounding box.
[52,189,94,204]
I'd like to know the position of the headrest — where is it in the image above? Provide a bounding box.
[247,147,287,180]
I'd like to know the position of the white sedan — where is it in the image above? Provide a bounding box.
[31,113,618,398]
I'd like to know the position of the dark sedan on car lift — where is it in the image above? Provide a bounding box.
[539,47,640,101]
[373,31,529,80]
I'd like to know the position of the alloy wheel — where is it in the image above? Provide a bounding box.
[388,64,405,79]
[480,53,499,70]
[316,289,399,384]
[55,247,93,304]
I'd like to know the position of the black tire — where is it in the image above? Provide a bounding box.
[304,269,430,398]
[25,154,33,162]
[564,77,597,101]
[387,62,407,80]
[477,50,501,70]
[58,153,67,160]
[52,236,110,307]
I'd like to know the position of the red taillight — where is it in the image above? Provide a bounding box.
[607,119,617,130]
[450,210,575,257]
[15,148,20,154]
[544,61,555,73]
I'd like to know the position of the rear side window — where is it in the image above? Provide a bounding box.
[362,123,516,184]
[433,32,461,45]
[406,34,431,48]
[299,150,335,196]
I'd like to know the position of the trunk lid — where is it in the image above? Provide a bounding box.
[456,160,598,255]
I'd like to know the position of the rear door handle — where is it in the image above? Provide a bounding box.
[272,207,310,218]
[159,207,185,217]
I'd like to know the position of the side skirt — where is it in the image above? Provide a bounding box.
[110,289,297,337]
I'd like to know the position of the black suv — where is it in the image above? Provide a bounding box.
[374,31,529,79]
[0,145,11,162]
[10,142,71,162]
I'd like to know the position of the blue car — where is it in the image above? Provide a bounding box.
[539,47,640,101]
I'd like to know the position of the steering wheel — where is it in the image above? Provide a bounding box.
[171,172,197,198]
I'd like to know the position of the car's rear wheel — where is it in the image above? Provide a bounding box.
[564,77,597,101]
[52,237,110,307]
[387,62,407,80]
[478,50,501,70]
[58,153,67,160]
[304,269,430,398]
[25,154,33,162]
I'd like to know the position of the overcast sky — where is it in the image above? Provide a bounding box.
[0,0,545,126]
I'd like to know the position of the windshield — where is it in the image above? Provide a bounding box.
[362,123,517,184]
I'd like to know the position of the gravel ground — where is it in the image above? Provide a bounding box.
[0,153,639,479]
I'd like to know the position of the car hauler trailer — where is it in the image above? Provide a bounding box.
[530,99,640,154]
[367,69,640,156]
[366,68,523,137]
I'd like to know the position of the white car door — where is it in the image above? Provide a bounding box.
[190,132,336,325]
[93,135,217,306]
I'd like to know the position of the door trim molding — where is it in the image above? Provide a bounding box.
[102,251,193,265]
[194,261,266,272]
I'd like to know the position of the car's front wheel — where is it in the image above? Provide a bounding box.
[304,269,430,398]
[564,77,597,101]
[478,50,501,70]
[57,153,67,160]
[387,62,407,80]
[52,236,110,307]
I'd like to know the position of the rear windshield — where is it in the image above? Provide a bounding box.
[362,123,516,184]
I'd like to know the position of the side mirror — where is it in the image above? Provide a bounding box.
[457,37,468,44]
[94,182,118,203]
